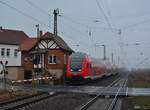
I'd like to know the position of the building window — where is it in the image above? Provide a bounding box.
[1,48,5,57]
[48,55,57,64]
[14,49,18,57]
[6,49,10,57]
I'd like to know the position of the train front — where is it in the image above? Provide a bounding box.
[66,52,88,83]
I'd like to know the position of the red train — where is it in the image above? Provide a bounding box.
[66,52,118,83]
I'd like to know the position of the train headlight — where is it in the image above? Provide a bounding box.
[78,69,81,71]
[71,69,73,72]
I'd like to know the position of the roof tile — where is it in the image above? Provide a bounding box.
[0,28,29,45]
[19,32,74,53]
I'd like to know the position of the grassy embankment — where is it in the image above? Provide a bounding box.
[128,72,150,88]
[122,71,150,110]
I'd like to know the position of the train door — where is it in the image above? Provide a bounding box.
[87,63,92,75]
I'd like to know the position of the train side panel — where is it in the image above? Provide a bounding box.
[65,52,118,83]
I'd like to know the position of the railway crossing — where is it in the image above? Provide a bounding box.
[11,85,150,97]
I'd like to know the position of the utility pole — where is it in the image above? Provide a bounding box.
[49,14,51,30]
[36,24,40,39]
[118,56,120,65]
[95,44,106,60]
[35,24,40,85]
[111,52,114,63]
[102,45,106,60]
[53,8,59,36]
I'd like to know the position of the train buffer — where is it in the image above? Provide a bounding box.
[32,85,150,97]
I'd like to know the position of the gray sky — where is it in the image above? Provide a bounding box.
[1,0,150,69]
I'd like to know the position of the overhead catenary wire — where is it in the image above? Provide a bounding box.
[59,18,90,40]
[0,0,92,49]
[59,31,91,49]
[60,15,121,32]
[122,18,150,30]
[135,57,150,67]
[104,0,111,17]
[0,0,51,28]
[60,15,88,27]
[95,0,114,32]
[59,18,95,53]
[24,0,53,30]
[95,0,120,63]
[25,0,48,15]
[58,26,92,53]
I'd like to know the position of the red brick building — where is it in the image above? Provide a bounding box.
[19,32,73,83]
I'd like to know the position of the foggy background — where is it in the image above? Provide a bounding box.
[1,0,150,69]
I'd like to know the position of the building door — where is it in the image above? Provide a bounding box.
[24,70,32,79]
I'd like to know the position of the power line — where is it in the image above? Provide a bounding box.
[122,18,150,30]
[59,19,94,50]
[59,16,100,55]
[25,0,48,15]
[95,0,114,32]
[58,14,103,22]
[136,57,150,67]
[60,15,118,31]
[59,31,91,47]
[60,15,88,27]
[0,1,50,28]
[59,18,89,40]
[103,0,111,17]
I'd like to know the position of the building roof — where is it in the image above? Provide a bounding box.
[19,38,37,51]
[19,32,74,53]
[42,32,74,52]
[0,28,29,45]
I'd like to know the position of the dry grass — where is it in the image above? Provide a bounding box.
[0,90,31,102]
[121,70,150,110]
[128,72,150,88]
[122,96,150,110]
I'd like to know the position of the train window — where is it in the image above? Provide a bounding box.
[70,57,83,69]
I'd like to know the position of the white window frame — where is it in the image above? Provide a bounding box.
[48,54,57,64]
[14,49,18,57]
[6,48,10,57]
[1,48,5,57]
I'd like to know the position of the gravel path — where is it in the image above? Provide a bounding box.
[25,93,91,110]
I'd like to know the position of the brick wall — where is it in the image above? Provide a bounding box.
[21,51,33,70]
[7,66,24,80]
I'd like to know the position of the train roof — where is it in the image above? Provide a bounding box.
[71,52,115,66]
[71,52,87,57]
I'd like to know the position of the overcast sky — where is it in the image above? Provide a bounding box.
[1,0,150,69]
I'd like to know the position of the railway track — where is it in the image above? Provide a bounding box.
[0,74,127,110]
[78,74,128,110]
[107,77,128,110]
[0,92,56,110]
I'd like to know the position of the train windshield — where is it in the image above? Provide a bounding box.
[70,53,84,71]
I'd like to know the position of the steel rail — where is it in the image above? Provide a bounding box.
[0,92,56,110]
[107,75,128,110]
[5,94,54,110]
[0,93,44,107]
[78,77,122,110]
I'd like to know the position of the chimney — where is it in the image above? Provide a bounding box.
[40,30,43,37]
